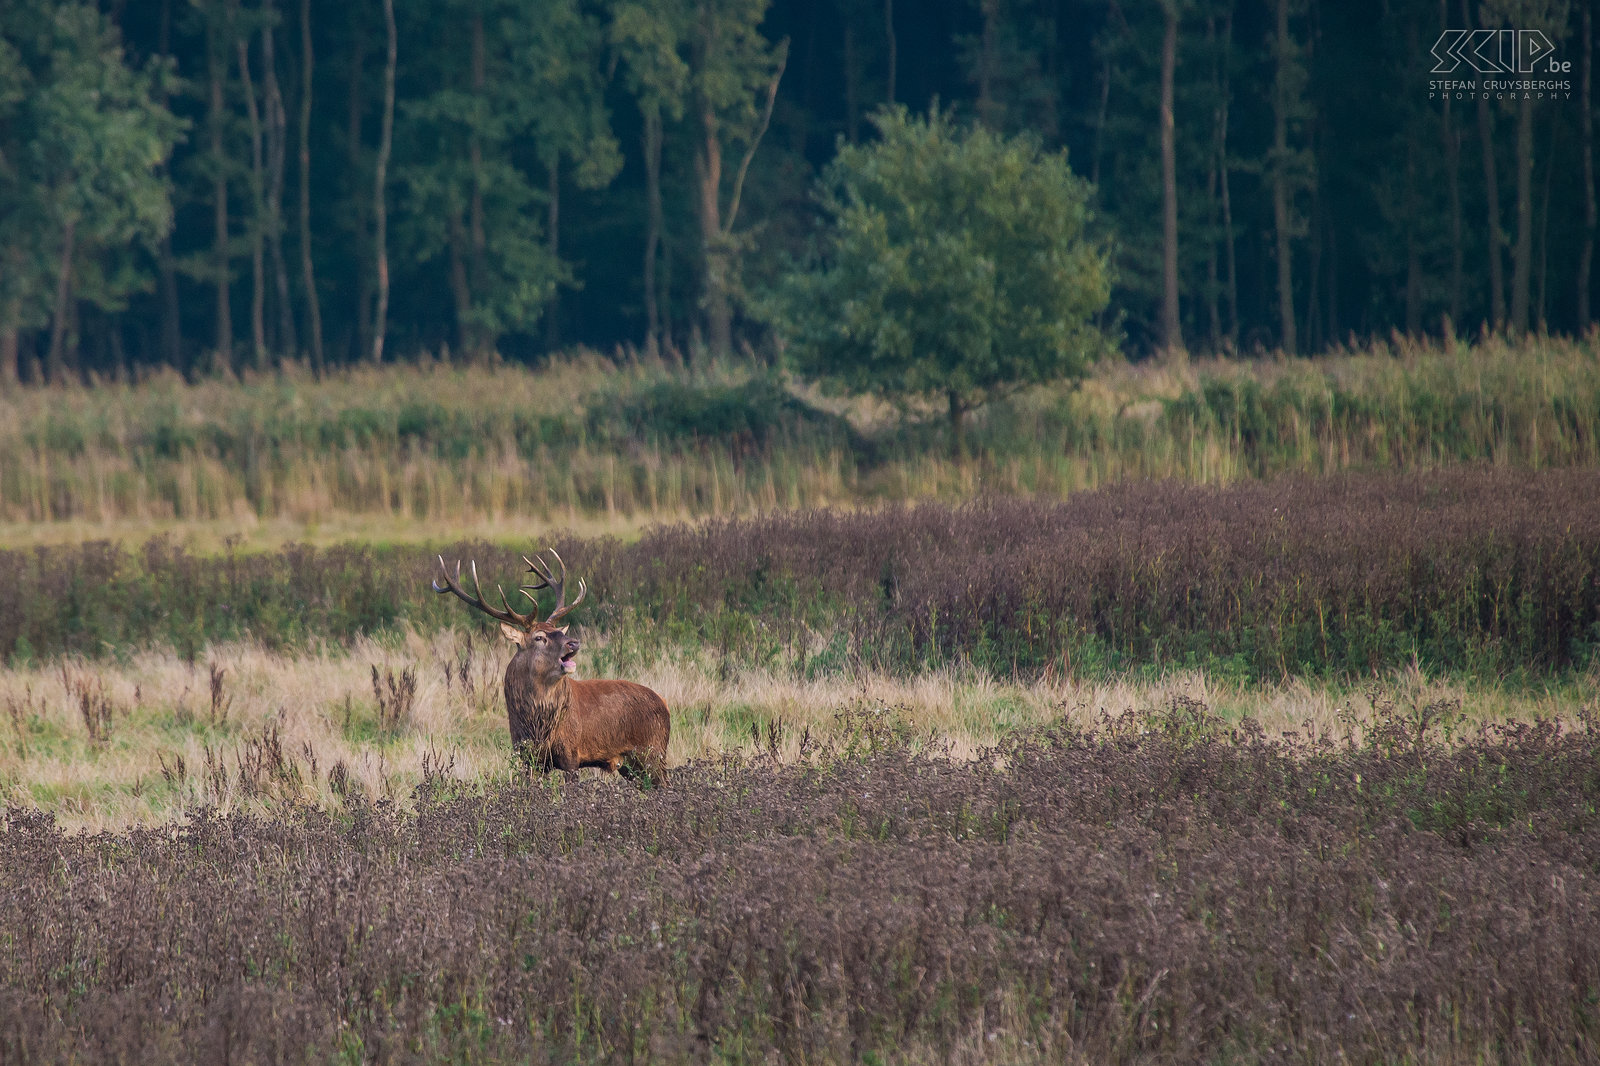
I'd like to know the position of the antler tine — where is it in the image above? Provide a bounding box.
[544,559,588,624]
[431,555,538,628]
[521,553,555,591]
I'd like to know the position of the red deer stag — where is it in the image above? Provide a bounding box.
[432,549,669,780]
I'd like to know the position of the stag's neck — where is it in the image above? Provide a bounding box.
[527,675,573,718]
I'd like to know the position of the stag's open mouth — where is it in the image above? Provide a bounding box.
[560,650,578,674]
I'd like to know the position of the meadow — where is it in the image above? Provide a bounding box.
[3,337,1600,1062]
[3,330,1599,549]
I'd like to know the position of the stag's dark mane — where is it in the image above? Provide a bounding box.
[505,652,570,756]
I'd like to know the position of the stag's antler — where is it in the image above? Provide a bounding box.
[521,548,587,625]
[432,556,541,628]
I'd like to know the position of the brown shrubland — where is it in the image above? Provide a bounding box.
[0,704,1596,1063]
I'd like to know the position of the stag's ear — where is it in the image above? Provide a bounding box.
[555,625,569,636]
[500,622,527,646]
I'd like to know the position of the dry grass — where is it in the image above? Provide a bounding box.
[5,333,1600,550]
[0,629,1587,831]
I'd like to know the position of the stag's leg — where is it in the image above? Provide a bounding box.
[550,748,581,784]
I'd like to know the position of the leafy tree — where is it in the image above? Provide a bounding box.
[0,0,180,382]
[398,0,603,358]
[610,0,691,352]
[777,107,1110,453]
[688,0,786,355]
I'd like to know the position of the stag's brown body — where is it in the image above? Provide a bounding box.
[433,549,670,779]
[505,668,670,774]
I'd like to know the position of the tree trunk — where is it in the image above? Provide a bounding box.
[1535,108,1555,331]
[1271,0,1296,355]
[157,0,183,374]
[447,211,473,353]
[1468,0,1505,330]
[372,0,395,363]
[0,327,17,386]
[1404,140,1421,336]
[348,9,370,363]
[1159,2,1182,356]
[46,216,77,382]
[843,20,860,143]
[1582,2,1595,331]
[298,0,324,371]
[263,0,296,359]
[468,7,487,358]
[545,158,561,353]
[1090,54,1110,188]
[642,109,664,353]
[1,261,22,383]
[1218,8,1237,347]
[948,390,968,459]
[237,35,268,367]
[884,0,896,104]
[210,27,233,372]
[1442,0,1463,331]
[1510,92,1532,335]
[976,0,998,129]
[696,96,731,357]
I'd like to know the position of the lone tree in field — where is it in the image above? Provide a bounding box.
[777,106,1111,453]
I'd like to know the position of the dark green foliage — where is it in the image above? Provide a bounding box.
[1,709,1598,1062]
[599,374,855,448]
[7,469,1600,680]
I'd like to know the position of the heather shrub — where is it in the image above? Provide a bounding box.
[7,469,1598,680]
[0,708,1595,1063]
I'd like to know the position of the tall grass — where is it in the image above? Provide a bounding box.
[2,333,1597,538]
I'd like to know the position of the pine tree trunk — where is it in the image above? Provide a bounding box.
[1440,3,1463,331]
[1218,8,1237,347]
[642,109,663,354]
[696,97,731,357]
[210,26,233,372]
[298,0,324,371]
[546,158,561,353]
[263,1,296,359]
[348,11,370,363]
[468,7,487,358]
[47,216,77,383]
[1271,0,1296,355]
[1510,92,1532,335]
[237,36,268,367]
[1536,109,1555,331]
[372,0,395,363]
[1404,140,1421,336]
[1468,0,1505,330]
[1159,2,1182,356]
[157,0,183,374]
[1581,3,1595,331]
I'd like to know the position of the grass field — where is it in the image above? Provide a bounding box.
[3,338,1600,1061]
[4,332,1599,549]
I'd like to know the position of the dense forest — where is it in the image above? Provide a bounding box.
[0,0,1592,381]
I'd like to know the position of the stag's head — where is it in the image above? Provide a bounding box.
[431,548,588,684]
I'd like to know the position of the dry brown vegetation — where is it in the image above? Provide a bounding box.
[0,701,1596,1063]
[12,629,1571,831]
